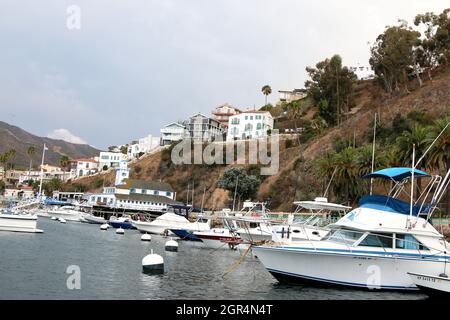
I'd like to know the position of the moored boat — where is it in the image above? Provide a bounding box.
[0,208,43,233]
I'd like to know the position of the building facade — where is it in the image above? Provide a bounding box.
[98,152,127,169]
[71,158,99,177]
[211,104,241,128]
[87,178,178,212]
[226,111,274,141]
[185,113,225,141]
[160,122,186,146]
[278,89,307,103]
[127,134,160,159]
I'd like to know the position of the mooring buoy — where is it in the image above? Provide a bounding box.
[141,233,152,242]
[165,238,178,252]
[142,250,164,274]
[100,223,109,230]
[116,227,125,235]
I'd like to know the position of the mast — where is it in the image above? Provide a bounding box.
[232,176,239,212]
[38,144,47,199]
[409,144,415,217]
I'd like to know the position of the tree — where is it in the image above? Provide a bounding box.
[60,155,71,172]
[414,9,450,69]
[395,124,429,167]
[426,116,450,214]
[120,145,128,154]
[305,55,357,126]
[108,145,118,152]
[43,178,64,195]
[369,23,421,93]
[0,180,5,195]
[27,145,36,172]
[261,85,272,106]
[217,167,261,202]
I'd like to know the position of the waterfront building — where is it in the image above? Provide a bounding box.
[88,178,179,213]
[160,122,186,146]
[4,186,34,199]
[226,111,274,141]
[211,104,241,129]
[185,113,225,141]
[51,191,85,202]
[71,158,99,177]
[278,89,307,103]
[127,134,160,159]
[98,152,127,169]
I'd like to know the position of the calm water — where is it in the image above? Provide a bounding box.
[0,219,427,300]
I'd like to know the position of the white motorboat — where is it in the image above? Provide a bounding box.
[408,272,450,296]
[0,208,43,233]
[83,214,108,225]
[192,228,244,250]
[46,205,84,222]
[253,167,450,290]
[133,212,205,235]
[235,199,350,243]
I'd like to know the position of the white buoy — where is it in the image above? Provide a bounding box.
[142,250,164,274]
[100,223,109,230]
[165,238,178,252]
[116,227,125,235]
[51,216,57,220]
[59,218,67,224]
[141,233,152,242]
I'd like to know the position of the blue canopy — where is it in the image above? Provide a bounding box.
[362,167,430,181]
[359,195,430,216]
[44,199,67,205]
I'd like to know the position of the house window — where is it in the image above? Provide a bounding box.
[166,192,171,197]
[256,123,262,130]
[250,116,253,120]
[245,116,248,120]
[130,188,136,193]
[154,191,158,195]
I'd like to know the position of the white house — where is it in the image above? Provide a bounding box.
[278,89,307,103]
[160,122,186,146]
[19,165,74,184]
[71,158,99,177]
[226,111,274,141]
[350,65,375,80]
[212,104,241,128]
[127,134,160,159]
[98,152,127,169]
[185,113,225,141]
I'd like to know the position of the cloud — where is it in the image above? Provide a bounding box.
[47,128,87,145]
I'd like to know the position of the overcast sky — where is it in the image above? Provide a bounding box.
[0,0,448,149]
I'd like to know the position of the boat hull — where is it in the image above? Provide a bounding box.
[109,221,135,229]
[170,229,202,241]
[0,214,43,233]
[408,272,450,296]
[253,245,448,290]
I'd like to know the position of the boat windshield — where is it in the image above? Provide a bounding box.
[326,228,363,245]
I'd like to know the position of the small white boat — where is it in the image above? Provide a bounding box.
[193,228,244,250]
[58,218,67,224]
[0,209,43,233]
[133,212,201,235]
[83,214,107,225]
[46,205,84,222]
[408,272,450,295]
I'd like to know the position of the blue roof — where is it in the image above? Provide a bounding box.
[362,167,430,181]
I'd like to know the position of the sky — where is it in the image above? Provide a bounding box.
[0,0,448,150]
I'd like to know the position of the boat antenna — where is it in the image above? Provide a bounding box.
[323,166,338,198]
[38,143,48,200]
[232,176,239,212]
[370,113,377,195]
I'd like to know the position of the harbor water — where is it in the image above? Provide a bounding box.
[0,219,427,300]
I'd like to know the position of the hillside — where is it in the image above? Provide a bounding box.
[0,121,100,169]
[67,68,450,212]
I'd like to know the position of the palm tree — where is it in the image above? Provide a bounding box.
[334,147,361,204]
[60,155,71,172]
[261,85,272,106]
[395,124,429,168]
[426,116,450,214]
[5,149,16,170]
[27,145,36,172]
